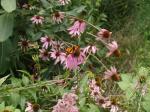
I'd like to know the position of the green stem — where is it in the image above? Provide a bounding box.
[91,54,108,70]
[87,32,108,46]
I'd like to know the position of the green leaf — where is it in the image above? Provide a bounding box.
[11,77,22,86]
[0,14,14,42]
[138,67,149,76]
[79,75,89,93]
[22,75,30,86]
[40,0,51,8]
[14,109,21,112]
[118,74,133,90]
[0,102,5,111]
[79,97,86,107]
[0,75,9,86]
[1,0,16,12]
[142,92,150,111]
[118,74,134,98]
[20,96,26,110]
[10,93,20,107]
[87,104,100,112]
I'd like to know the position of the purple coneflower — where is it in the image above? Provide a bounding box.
[18,38,31,52]
[97,29,112,39]
[106,41,120,57]
[83,45,97,54]
[40,36,54,49]
[52,93,79,112]
[52,12,65,24]
[68,20,86,37]
[50,49,66,64]
[25,102,33,112]
[104,67,120,81]
[30,15,44,25]
[65,52,85,70]
[39,49,50,61]
[89,79,101,101]
[58,0,71,5]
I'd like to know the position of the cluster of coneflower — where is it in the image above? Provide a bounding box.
[18,0,123,112]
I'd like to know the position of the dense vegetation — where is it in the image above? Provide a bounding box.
[0,0,150,112]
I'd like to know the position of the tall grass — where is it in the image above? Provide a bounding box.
[101,0,150,71]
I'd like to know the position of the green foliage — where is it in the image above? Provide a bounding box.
[0,102,21,112]
[1,0,16,12]
[142,92,150,112]
[0,14,14,42]
[0,75,9,86]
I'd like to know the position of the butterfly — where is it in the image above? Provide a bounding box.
[65,45,80,56]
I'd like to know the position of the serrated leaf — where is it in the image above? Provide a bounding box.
[1,0,16,12]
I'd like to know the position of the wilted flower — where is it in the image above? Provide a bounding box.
[52,93,79,112]
[18,38,31,52]
[97,29,112,39]
[99,97,112,108]
[25,102,33,112]
[104,67,120,81]
[65,52,85,70]
[40,36,54,49]
[50,49,66,64]
[58,0,71,5]
[30,15,44,25]
[52,12,65,24]
[106,41,120,57]
[83,45,97,54]
[39,49,50,61]
[68,20,86,37]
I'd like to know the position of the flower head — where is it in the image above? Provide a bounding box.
[104,67,120,81]
[89,79,101,101]
[52,12,65,24]
[110,105,119,112]
[58,0,71,5]
[50,49,66,64]
[65,52,85,70]
[68,20,86,37]
[39,49,50,61]
[52,93,79,112]
[18,38,31,52]
[62,93,78,105]
[83,45,97,54]
[97,29,112,39]
[30,15,44,25]
[52,41,64,50]
[106,41,120,57]
[98,97,112,108]
[40,36,54,49]
[25,102,33,112]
